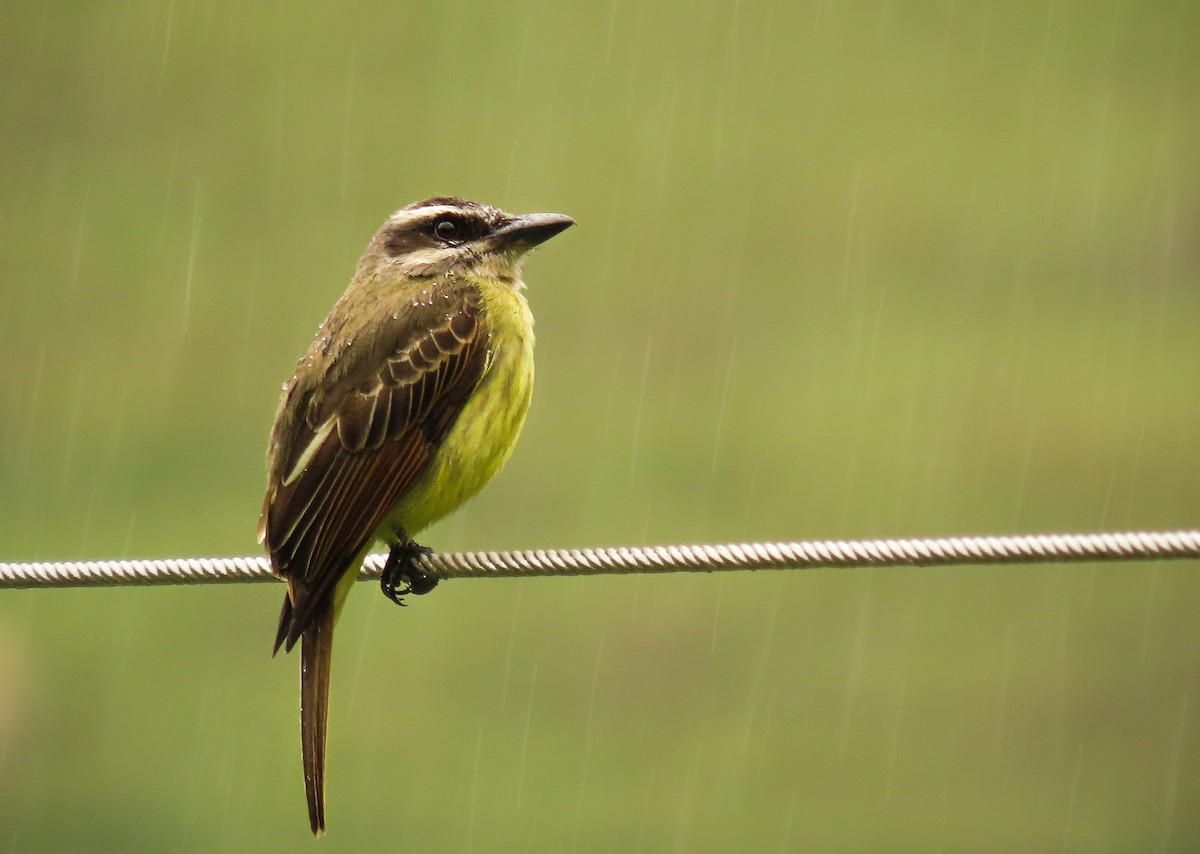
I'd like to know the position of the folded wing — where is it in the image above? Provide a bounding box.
[260,285,488,651]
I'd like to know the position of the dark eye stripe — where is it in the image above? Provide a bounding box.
[430,215,485,244]
[381,210,490,257]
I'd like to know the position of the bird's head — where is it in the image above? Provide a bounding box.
[360,196,574,284]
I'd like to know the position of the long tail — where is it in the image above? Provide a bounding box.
[300,597,334,836]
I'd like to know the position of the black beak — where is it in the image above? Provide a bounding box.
[492,212,575,248]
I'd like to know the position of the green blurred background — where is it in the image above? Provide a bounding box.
[1,1,1198,850]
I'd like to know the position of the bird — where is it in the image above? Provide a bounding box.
[257,196,574,834]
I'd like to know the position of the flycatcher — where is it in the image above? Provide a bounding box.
[258,196,573,835]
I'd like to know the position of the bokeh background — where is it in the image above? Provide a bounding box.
[2,1,1198,851]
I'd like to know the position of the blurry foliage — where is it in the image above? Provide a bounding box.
[0,1,1197,850]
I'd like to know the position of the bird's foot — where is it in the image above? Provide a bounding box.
[380,541,438,606]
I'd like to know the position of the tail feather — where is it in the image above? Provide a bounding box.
[301,599,334,836]
[273,593,294,657]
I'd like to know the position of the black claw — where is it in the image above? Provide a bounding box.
[380,541,438,607]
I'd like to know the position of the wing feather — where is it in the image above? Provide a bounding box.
[261,285,488,648]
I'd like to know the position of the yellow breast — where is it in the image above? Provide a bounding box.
[383,278,535,539]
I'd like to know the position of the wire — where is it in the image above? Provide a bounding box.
[1,530,1197,590]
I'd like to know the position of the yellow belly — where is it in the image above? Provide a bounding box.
[382,279,535,540]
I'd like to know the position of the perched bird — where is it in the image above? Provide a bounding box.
[258,197,573,834]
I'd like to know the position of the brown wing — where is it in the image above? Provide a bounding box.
[260,286,488,650]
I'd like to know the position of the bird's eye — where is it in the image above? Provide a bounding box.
[433,219,459,241]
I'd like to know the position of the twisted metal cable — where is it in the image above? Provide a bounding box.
[1,530,1197,590]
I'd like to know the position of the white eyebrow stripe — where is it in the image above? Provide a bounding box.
[385,206,464,229]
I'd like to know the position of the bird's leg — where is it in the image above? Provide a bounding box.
[380,540,438,606]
